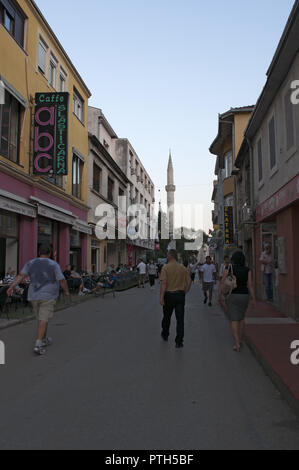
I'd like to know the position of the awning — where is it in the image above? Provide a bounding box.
[0,75,28,108]
[30,197,76,226]
[72,219,92,235]
[0,190,36,218]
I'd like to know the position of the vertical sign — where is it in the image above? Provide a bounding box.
[224,206,234,245]
[34,92,69,175]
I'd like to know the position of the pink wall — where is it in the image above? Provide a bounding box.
[81,234,87,271]
[0,171,87,221]
[59,223,71,270]
[19,217,38,269]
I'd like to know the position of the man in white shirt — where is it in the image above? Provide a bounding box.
[200,256,217,307]
[137,259,147,288]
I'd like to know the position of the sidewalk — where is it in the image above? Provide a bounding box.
[245,300,299,416]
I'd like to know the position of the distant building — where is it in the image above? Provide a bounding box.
[209,107,254,266]
[88,107,155,268]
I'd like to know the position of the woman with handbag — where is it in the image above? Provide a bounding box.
[218,251,256,352]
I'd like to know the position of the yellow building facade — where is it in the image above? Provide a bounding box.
[0,0,91,275]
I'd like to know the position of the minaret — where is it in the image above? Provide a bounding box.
[165,150,176,240]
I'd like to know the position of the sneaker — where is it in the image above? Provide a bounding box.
[175,343,184,349]
[79,291,85,296]
[42,337,53,348]
[34,346,46,356]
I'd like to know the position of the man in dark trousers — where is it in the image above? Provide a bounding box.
[160,250,192,348]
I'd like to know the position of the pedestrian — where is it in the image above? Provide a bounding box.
[188,261,198,284]
[218,251,256,352]
[137,258,147,288]
[219,256,230,279]
[260,244,275,302]
[7,244,69,356]
[147,259,157,290]
[200,256,217,307]
[160,250,192,348]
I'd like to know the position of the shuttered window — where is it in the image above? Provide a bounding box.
[0,0,25,48]
[268,116,276,170]
[93,163,101,193]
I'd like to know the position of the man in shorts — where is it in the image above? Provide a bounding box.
[8,244,69,356]
[200,256,217,307]
[137,258,147,288]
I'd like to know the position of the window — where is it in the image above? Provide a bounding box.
[284,89,295,151]
[224,152,233,178]
[93,163,101,193]
[119,188,124,197]
[268,116,276,170]
[72,154,83,199]
[73,89,84,122]
[38,38,47,74]
[49,55,57,88]
[45,174,62,188]
[0,89,21,163]
[0,0,25,48]
[108,177,114,202]
[59,69,67,92]
[257,138,263,182]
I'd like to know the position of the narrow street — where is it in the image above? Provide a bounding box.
[0,284,298,450]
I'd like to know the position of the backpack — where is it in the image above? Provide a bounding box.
[222,264,237,297]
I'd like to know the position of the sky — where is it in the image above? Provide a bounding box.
[36,0,295,232]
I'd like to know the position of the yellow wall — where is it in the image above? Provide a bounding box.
[0,0,90,205]
[234,112,251,160]
[223,176,234,197]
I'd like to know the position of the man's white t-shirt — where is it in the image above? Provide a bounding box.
[200,263,216,283]
[137,262,147,275]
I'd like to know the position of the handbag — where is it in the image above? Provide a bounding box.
[222,264,237,297]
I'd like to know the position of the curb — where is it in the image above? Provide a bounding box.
[244,333,299,420]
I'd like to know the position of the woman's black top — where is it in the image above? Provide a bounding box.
[231,265,249,295]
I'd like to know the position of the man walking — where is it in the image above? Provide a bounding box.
[160,250,192,348]
[8,244,69,356]
[200,256,217,307]
[147,259,157,290]
[137,258,147,288]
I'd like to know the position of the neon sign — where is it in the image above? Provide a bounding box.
[33,92,69,175]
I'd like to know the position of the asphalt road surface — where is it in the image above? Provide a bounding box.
[0,284,299,450]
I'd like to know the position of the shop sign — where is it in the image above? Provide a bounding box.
[34,92,69,175]
[224,206,234,245]
[0,196,36,218]
[256,175,299,222]
[37,205,75,226]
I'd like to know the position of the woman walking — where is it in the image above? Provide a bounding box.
[218,251,256,352]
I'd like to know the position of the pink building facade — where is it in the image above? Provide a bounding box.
[0,170,91,276]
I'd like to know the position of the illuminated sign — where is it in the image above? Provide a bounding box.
[33,93,69,175]
[224,206,234,245]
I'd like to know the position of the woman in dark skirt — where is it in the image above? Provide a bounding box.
[218,251,256,352]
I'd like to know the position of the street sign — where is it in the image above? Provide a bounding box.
[33,92,69,175]
[224,206,234,245]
